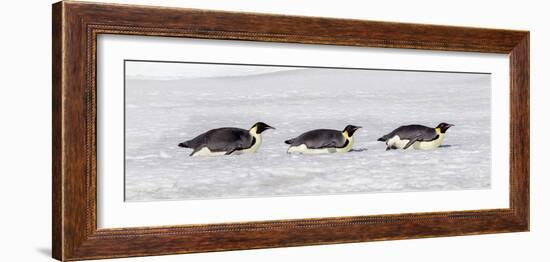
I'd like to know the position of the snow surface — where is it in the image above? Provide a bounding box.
[124,65,491,201]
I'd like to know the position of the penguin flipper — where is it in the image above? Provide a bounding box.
[403,137,420,149]
[225,148,240,155]
[308,140,339,149]
[225,143,246,155]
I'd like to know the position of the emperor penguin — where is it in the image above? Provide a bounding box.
[377,122,454,150]
[178,122,275,156]
[285,125,362,154]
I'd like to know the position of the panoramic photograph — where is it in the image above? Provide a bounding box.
[124,60,491,201]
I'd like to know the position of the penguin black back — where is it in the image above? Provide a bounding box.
[179,127,250,150]
[285,125,361,149]
[377,122,453,150]
[285,129,344,147]
[378,124,435,142]
[178,122,274,156]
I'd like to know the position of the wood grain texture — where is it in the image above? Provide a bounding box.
[52,2,63,260]
[52,1,530,261]
[509,35,530,227]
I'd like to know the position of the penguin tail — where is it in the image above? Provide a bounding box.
[178,141,191,148]
[377,135,388,142]
[284,139,295,145]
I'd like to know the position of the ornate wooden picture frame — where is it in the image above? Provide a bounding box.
[52,1,529,261]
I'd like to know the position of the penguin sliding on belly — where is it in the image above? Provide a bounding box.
[377,122,453,150]
[285,125,361,154]
[178,122,274,156]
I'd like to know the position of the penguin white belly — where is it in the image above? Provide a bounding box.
[387,136,410,149]
[192,134,262,156]
[287,144,334,154]
[387,134,445,150]
[413,134,445,150]
[287,138,354,154]
[191,147,227,156]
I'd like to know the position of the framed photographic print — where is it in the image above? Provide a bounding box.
[52,1,529,261]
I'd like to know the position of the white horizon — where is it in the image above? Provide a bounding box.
[125,61,299,80]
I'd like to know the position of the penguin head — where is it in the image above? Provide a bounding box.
[343,125,362,137]
[436,122,454,133]
[251,122,275,134]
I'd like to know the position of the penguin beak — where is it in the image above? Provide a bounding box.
[266,125,275,130]
[355,126,362,130]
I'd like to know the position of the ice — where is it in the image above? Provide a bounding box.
[124,67,491,201]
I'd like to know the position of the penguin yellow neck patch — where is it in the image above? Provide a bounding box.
[343,131,350,139]
[250,126,259,136]
[435,128,442,135]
